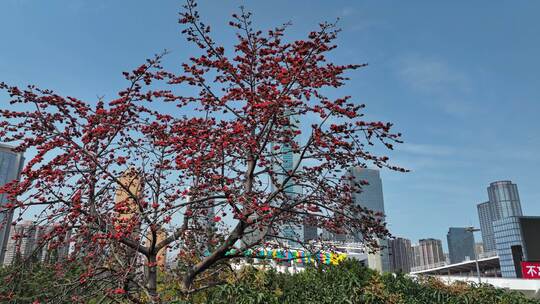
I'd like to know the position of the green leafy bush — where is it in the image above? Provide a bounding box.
[192,260,539,304]
[2,260,538,303]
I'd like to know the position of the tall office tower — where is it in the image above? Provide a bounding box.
[115,168,143,224]
[388,237,413,273]
[414,238,445,269]
[3,221,47,265]
[493,216,540,278]
[348,168,385,215]
[113,168,143,265]
[447,227,476,264]
[272,112,306,247]
[477,181,523,252]
[487,181,522,219]
[477,201,495,252]
[0,144,24,264]
[347,168,390,272]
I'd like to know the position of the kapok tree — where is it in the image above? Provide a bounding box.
[0,1,405,303]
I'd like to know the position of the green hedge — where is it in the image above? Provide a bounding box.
[182,260,539,304]
[1,260,538,303]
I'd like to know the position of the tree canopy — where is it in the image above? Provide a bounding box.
[0,1,404,302]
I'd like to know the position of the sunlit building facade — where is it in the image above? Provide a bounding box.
[477,181,522,253]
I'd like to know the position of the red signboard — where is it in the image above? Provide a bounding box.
[521,261,540,279]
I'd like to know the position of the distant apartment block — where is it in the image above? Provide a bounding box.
[3,221,70,265]
[412,238,445,271]
[389,237,413,273]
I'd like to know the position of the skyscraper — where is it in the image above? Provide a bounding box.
[0,144,24,264]
[488,181,522,219]
[273,112,306,247]
[113,168,143,265]
[493,216,540,278]
[477,201,495,252]
[477,181,522,252]
[347,168,390,272]
[389,237,413,273]
[348,168,385,214]
[447,227,475,264]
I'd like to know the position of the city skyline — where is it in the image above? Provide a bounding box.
[1,0,540,253]
[1,1,539,301]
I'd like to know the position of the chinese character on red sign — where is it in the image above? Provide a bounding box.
[521,261,540,279]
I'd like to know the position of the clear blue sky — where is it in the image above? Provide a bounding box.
[1,0,539,251]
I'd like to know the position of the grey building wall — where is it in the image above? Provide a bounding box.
[347,168,390,272]
[303,221,318,242]
[0,144,24,264]
[348,168,385,214]
[447,227,476,264]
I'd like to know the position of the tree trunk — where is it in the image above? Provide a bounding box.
[147,254,158,300]
[181,270,195,292]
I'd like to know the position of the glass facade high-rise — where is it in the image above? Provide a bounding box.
[487,181,522,220]
[274,111,304,247]
[447,227,475,264]
[493,217,523,278]
[0,144,24,264]
[477,181,522,253]
[347,168,390,272]
[493,216,540,278]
